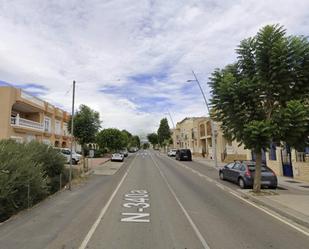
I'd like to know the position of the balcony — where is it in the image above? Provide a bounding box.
[11,115,44,132]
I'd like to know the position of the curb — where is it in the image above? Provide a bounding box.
[162,153,309,232]
[239,191,309,230]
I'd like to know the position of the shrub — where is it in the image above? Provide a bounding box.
[0,140,48,221]
[24,141,66,193]
[0,140,68,221]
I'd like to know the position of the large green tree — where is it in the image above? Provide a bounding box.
[157,118,171,147]
[147,133,159,147]
[68,105,101,169]
[209,24,309,192]
[131,135,141,148]
[96,128,127,152]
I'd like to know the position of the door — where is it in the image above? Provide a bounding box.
[224,162,235,180]
[230,162,242,182]
[281,145,293,177]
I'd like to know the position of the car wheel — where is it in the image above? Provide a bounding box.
[71,159,77,165]
[219,172,225,180]
[238,178,246,189]
[269,185,277,189]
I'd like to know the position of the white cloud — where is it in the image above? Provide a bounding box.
[0,0,308,134]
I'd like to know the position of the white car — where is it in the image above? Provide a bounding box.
[55,148,81,165]
[111,153,124,162]
[168,149,177,157]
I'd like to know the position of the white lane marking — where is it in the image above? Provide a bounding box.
[150,154,211,249]
[78,156,136,249]
[229,192,309,237]
[121,213,150,223]
[160,153,309,238]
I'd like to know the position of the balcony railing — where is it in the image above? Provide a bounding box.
[11,116,44,131]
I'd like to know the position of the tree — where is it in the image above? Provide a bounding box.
[131,135,141,148]
[96,128,127,152]
[147,133,158,147]
[121,130,132,148]
[157,118,171,147]
[209,24,309,192]
[143,143,150,149]
[68,105,101,170]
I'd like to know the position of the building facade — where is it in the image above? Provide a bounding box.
[0,86,71,147]
[171,117,205,154]
[171,116,251,163]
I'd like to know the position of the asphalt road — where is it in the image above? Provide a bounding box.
[1,150,309,249]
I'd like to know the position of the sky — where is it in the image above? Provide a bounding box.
[0,0,309,136]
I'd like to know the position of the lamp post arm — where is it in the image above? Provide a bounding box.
[192,70,210,114]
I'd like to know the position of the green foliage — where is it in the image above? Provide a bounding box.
[143,143,150,149]
[0,140,47,221]
[131,135,141,148]
[209,24,309,192]
[0,140,69,221]
[96,128,127,152]
[68,105,101,146]
[157,118,171,146]
[210,24,309,151]
[147,133,158,146]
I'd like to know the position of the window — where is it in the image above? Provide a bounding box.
[232,163,242,170]
[226,162,235,169]
[55,120,61,135]
[44,117,51,132]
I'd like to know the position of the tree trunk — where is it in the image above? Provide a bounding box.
[253,151,262,193]
[82,146,86,172]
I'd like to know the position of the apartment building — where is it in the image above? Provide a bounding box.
[0,86,71,147]
[172,116,251,163]
[171,117,205,154]
[198,118,250,162]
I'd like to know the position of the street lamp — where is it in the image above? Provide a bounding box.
[187,70,218,168]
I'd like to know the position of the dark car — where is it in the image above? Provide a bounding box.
[175,149,192,161]
[219,160,277,189]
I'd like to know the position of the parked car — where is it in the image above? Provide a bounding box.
[175,149,192,161]
[219,160,277,189]
[119,148,128,157]
[111,153,124,162]
[168,149,177,157]
[128,147,139,153]
[54,148,81,165]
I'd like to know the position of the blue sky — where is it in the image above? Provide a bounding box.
[0,0,309,135]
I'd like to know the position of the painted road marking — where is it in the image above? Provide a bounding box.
[150,153,211,249]
[161,153,309,238]
[121,190,150,223]
[78,155,136,249]
[229,191,309,237]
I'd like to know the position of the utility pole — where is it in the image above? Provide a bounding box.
[69,80,75,191]
[190,71,218,168]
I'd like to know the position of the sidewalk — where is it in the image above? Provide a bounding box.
[73,157,111,175]
[192,155,309,229]
[192,156,226,168]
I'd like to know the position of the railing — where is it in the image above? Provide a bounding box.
[296,152,309,162]
[11,116,44,131]
[20,91,45,107]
